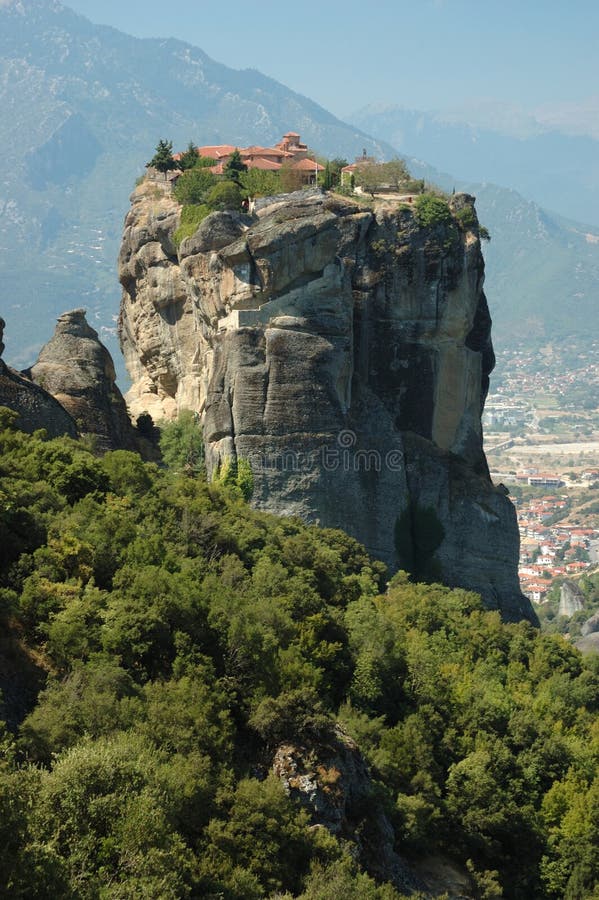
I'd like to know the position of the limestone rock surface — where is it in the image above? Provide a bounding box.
[576,610,599,655]
[581,610,599,637]
[272,727,421,893]
[118,181,534,622]
[0,317,77,439]
[559,580,585,618]
[29,309,136,452]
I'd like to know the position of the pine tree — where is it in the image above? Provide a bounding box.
[148,139,177,180]
[178,141,199,171]
[223,149,248,183]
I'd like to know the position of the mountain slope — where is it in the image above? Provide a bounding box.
[351,104,599,227]
[473,185,599,344]
[403,161,599,347]
[0,0,393,371]
[2,0,598,373]
[352,124,599,348]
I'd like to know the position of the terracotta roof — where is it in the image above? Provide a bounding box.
[246,157,282,170]
[243,146,291,158]
[291,158,325,171]
[197,145,237,159]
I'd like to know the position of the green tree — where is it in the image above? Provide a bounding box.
[173,167,217,205]
[279,161,305,193]
[0,743,70,897]
[321,160,333,190]
[177,141,199,171]
[159,411,205,475]
[195,155,217,168]
[354,163,384,197]
[328,157,349,188]
[198,776,315,898]
[147,139,177,180]
[223,148,248,183]
[33,733,197,897]
[240,167,280,197]
[354,159,410,197]
[206,181,244,211]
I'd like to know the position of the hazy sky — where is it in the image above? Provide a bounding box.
[62,0,599,119]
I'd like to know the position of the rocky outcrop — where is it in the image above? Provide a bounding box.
[575,610,599,655]
[558,580,585,618]
[28,309,137,452]
[581,610,599,637]
[0,317,78,439]
[118,180,534,622]
[272,728,421,893]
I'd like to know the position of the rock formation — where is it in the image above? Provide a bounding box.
[575,609,599,655]
[558,580,585,618]
[118,180,535,622]
[581,610,599,637]
[0,317,78,439]
[28,309,137,452]
[272,727,421,893]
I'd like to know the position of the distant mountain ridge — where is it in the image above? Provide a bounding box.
[0,0,393,371]
[350,106,599,347]
[1,0,597,376]
[351,104,599,227]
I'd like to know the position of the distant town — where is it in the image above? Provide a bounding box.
[484,340,599,606]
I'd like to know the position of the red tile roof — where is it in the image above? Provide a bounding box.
[243,146,292,158]
[197,145,237,159]
[246,157,282,170]
[291,158,325,172]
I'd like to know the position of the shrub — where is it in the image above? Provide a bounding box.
[173,204,211,247]
[213,456,253,499]
[455,206,477,230]
[206,181,244,211]
[173,168,217,205]
[159,410,205,475]
[414,193,452,228]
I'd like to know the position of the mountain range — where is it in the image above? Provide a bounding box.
[1,0,598,379]
[350,104,599,227]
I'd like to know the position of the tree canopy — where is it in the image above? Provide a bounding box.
[177,140,200,171]
[223,148,248,182]
[354,159,412,196]
[0,409,597,898]
[147,138,178,179]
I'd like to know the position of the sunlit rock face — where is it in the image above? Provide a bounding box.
[0,316,77,439]
[118,182,534,622]
[29,309,137,452]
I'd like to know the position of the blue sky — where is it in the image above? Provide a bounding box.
[62,0,599,119]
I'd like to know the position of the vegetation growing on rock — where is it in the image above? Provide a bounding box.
[413,194,453,228]
[0,411,597,898]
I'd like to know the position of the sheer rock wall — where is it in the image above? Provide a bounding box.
[118,181,534,622]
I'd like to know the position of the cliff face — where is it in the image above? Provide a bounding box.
[0,317,78,439]
[28,309,137,452]
[118,181,534,622]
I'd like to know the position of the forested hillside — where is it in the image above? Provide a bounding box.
[0,409,598,899]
